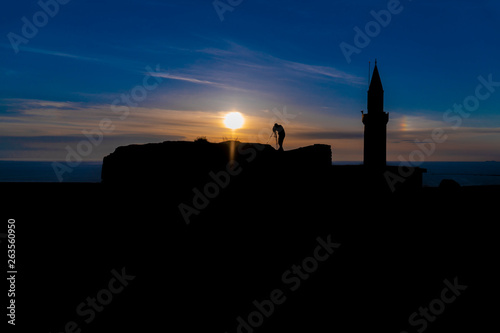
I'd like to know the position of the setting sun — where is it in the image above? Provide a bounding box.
[223,112,245,130]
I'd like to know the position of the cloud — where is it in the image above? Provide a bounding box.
[388,126,500,143]
[0,44,103,63]
[0,98,84,111]
[150,72,252,93]
[0,97,222,160]
[279,60,365,86]
[0,98,226,147]
[177,41,366,93]
[295,130,363,140]
[198,41,362,80]
[153,74,215,86]
[459,127,500,135]
[0,44,149,74]
[0,134,184,161]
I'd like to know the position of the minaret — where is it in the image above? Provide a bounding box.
[362,61,389,169]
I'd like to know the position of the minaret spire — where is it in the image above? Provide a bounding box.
[368,62,384,113]
[362,61,389,169]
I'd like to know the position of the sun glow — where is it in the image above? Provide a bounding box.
[400,116,409,131]
[223,112,245,130]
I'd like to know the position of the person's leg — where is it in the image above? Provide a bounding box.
[278,135,284,151]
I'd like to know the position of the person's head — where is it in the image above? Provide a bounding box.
[274,123,279,127]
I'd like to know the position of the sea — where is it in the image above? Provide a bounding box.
[0,161,500,187]
[0,161,103,183]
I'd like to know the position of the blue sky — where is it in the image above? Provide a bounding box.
[1,0,499,161]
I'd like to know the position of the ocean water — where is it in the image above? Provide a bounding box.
[335,161,500,187]
[1,161,499,186]
[417,161,500,187]
[0,161,102,183]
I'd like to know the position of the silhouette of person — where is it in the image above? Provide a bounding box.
[272,123,285,151]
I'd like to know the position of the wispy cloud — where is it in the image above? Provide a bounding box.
[154,74,216,86]
[0,98,220,136]
[1,98,85,111]
[280,61,365,85]
[0,98,226,159]
[185,41,366,92]
[0,44,150,75]
[295,130,363,140]
[150,72,252,93]
[0,44,102,62]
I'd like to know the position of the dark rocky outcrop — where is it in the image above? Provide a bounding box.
[102,140,332,185]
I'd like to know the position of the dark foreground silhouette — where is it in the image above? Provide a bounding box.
[3,139,498,332]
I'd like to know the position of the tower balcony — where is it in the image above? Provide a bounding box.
[362,112,389,126]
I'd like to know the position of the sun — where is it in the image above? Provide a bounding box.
[223,112,245,130]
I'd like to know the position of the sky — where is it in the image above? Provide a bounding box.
[1,0,499,162]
